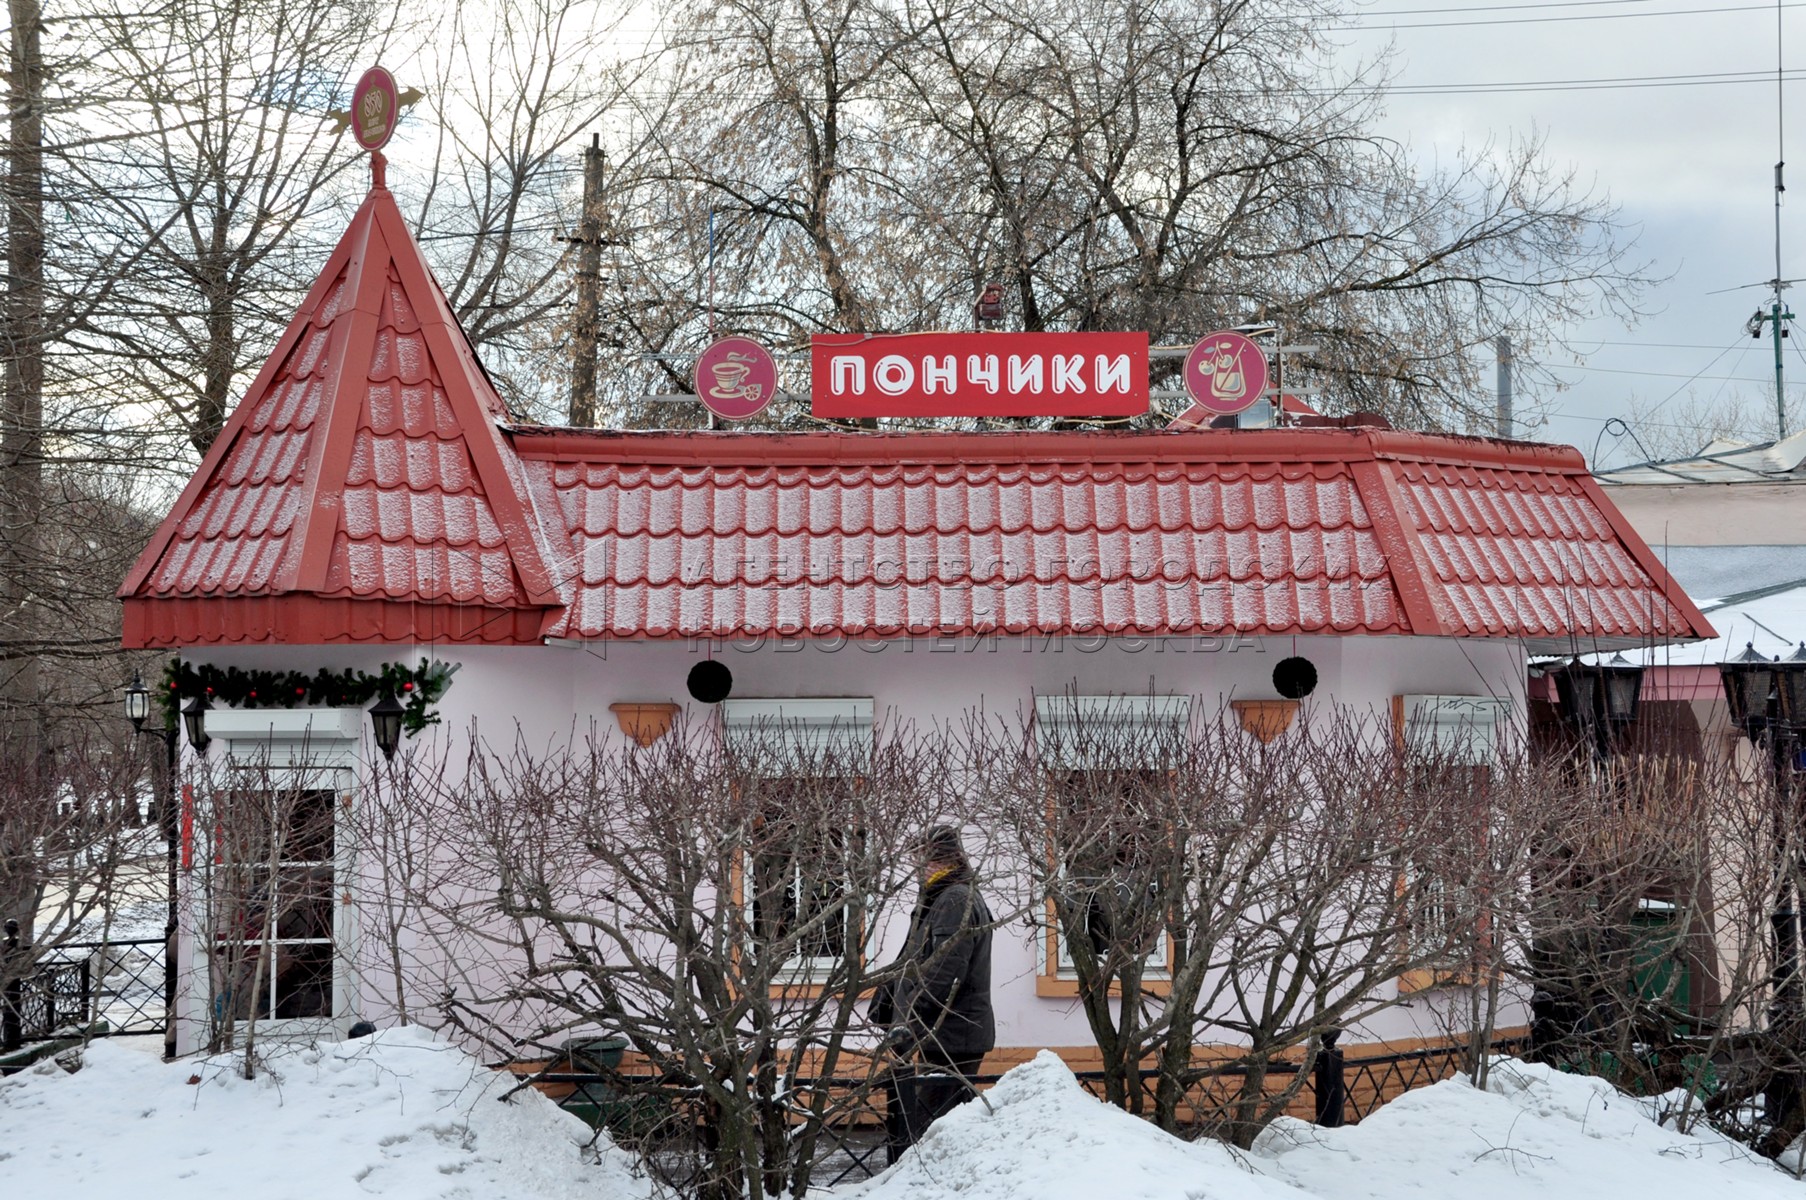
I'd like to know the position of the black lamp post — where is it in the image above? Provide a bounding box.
[368,693,404,762]
[1719,640,1806,1126]
[123,670,207,1061]
[1550,653,1646,759]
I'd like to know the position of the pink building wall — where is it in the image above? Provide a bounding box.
[172,632,1530,1055]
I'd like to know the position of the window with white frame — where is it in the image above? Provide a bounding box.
[211,784,337,1021]
[202,709,359,1029]
[1034,695,1190,983]
[722,699,872,982]
[1398,694,1511,766]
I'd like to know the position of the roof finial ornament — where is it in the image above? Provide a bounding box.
[329,65,423,192]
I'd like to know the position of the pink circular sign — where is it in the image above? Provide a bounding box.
[695,337,778,420]
[351,66,401,152]
[1183,330,1269,417]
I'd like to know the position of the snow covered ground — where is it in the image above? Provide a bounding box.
[849,1052,1805,1200]
[4,1034,1801,1199]
[0,1028,651,1200]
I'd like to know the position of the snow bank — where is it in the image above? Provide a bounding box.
[848,1052,1801,1200]
[841,1050,1298,1200]
[5,1038,1800,1200]
[0,1027,650,1200]
[1254,1058,1798,1200]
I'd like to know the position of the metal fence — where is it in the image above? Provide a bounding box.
[545,1033,1531,1190]
[2,932,166,1055]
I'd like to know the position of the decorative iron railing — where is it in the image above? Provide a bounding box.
[2,934,166,1056]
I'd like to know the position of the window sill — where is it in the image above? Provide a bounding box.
[1397,967,1476,996]
[1036,975,1172,998]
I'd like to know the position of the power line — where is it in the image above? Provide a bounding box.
[1382,68,1806,95]
[1561,362,1806,385]
[1354,0,1661,15]
[1340,1,1804,31]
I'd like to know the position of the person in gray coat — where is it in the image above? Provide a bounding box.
[870,825,994,1162]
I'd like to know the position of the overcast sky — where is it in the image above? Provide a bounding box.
[1337,0,1804,465]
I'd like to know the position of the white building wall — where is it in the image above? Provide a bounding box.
[178,632,1529,1054]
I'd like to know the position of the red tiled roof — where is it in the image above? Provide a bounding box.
[507,429,1710,652]
[120,164,562,647]
[120,175,1713,654]
[525,454,1403,640]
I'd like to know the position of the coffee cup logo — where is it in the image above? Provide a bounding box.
[695,338,778,421]
[1182,330,1268,417]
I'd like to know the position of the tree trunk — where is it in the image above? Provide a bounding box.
[2,0,45,777]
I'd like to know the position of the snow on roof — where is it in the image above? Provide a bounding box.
[1654,544,1806,602]
[1597,429,1806,485]
[118,161,562,648]
[508,427,1712,652]
[1605,575,1806,669]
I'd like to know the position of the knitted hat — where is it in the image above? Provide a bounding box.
[917,825,967,866]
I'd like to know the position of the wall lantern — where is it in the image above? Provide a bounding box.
[1550,653,1644,757]
[1717,638,1806,1124]
[181,693,211,752]
[1719,641,1778,737]
[1777,642,1806,731]
[368,693,405,762]
[1596,653,1646,726]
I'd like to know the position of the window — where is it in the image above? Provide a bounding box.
[199,708,360,1034]
[212,786,337,1021]
[723,699,872,985]
[1393,695,1506,993]
[749,808,852,976]
[1395,694,1510,765]
[1047,768,1171,982]
[1033,695,1189,994]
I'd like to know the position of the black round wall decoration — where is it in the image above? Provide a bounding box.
[687,660,733,704]
[1272,656,1318,700]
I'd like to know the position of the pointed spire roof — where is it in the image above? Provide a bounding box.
[122,163,565,646]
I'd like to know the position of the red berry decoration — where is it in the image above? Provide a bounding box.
[296,686,305,695]
[402,681,414,692]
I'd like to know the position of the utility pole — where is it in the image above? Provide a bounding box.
[567,134,606,427]
[1764,0,1793,440]
[1495,336,1513,439]
[1755,140,1793,440]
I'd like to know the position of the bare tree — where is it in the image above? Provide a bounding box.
[969,703,1474,1145]
[370,718,994,1199]
[0,711,139,1005]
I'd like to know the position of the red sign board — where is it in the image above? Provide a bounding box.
[351,66,401,152]
[695,336,778,420]
[1183,330,1269,417]
[811,332,1148,418]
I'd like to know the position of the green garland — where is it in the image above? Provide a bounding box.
[160,658,460,737]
